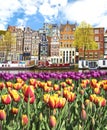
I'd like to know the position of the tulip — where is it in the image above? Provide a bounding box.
[66,78,72,85]
[81,109,87,120]
[49,115,56,128]
[13,83,22,90]
[24,95,35,104]
[1,94,12,104]
[11,107,18,114]
[47,81,52,87]
[60,82,67,88]
[23,85,35,98]
[0,82,5,90]
[58,97,66,108]
[6,81,13,88]
[16,78,24,85]
[29,78,37,86]
[99,98,106,107]
[0,109,6,120]
[9,89,20,102]
[48,96,56,108]
[43,94,50,103]
[53,84,60,91]
[94,88,100,94]
[22,114,29,126]
[39,113,43,121]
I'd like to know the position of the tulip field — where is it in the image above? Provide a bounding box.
[0,70,107,130]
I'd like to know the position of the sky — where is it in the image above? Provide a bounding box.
[0,0,107,30]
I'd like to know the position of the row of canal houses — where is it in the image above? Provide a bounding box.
[0,21,107,65]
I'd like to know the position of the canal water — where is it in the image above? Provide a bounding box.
[0,68,107,74]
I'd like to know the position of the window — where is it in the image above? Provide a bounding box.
[72,51,74,56]
[94,29,99,34]
[103,60,105,65]
[95,36,99,41]
[104,37,107,42]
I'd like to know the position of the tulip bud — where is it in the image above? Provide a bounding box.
[39,113,43,121]
[22,114,29,126]
[92,117,95,126]
[0,110,6,120]
[81,109,87,120]
[49,115,56,128]
[81,103,85,109]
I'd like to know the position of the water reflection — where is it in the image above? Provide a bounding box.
[0,69,107,74]
[0,68,78,74]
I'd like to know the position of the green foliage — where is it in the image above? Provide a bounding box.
[0,31,16,60]
[73,21,98,59]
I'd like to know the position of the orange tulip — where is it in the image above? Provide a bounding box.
[66,78,72,85]
[94,88,100,94]
[11,107,18,114]
[22,114,29,126]
[53,84,60,91]
[60,82,67,88]
[58,97,66,108]
[1,94,11,104]
[49,115,56,128]
[0,109,6,120]
[47,81,52,87]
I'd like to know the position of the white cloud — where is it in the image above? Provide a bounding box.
[0,0,21,30]
[16,17,28,28]
[62,0,107,28]
[39,3,58,16]
[0,0,107,30]
[20,0,38,15]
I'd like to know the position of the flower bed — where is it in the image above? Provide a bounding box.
[0,70,107,130]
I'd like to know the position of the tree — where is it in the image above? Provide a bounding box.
[73,21,98,60]
[0,31,16,61]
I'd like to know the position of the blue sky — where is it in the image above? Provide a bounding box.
[0,0,107,30]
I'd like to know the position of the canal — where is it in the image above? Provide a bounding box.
[0,68,107,74]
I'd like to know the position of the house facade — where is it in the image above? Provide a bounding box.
[59,22,77,63]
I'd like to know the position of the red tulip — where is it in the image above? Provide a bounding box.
[1,94,11,104]
[23,85,34,98]
[49,115,56,128]
[0,110,6,120]
[24,95,35,104]
[0,82,5,90]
